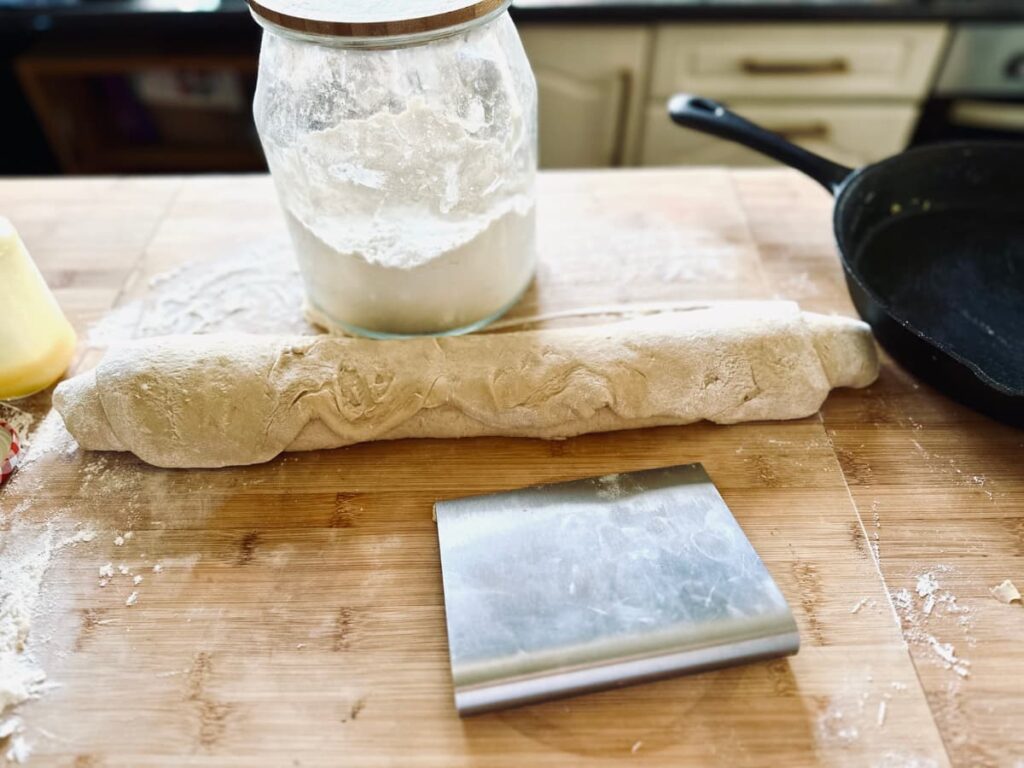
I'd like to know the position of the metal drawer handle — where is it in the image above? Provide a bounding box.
[768,122,831,141]
[740,57,849,76]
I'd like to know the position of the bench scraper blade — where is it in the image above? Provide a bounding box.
[434,462,799,716]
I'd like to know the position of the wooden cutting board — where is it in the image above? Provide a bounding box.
[0,170,1021,767]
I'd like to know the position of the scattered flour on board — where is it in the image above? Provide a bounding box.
[890,566,973,679]
[0,528,55,714]
[888,565,991,757]
[87,241,316,346]
[813,667,914,753]
[0,234,351,763]
[816,698,860,745]
[0,402,223,760]
[0,518,97,762]
[0,410,178,761]
[578,214,739,287]
[867,500,881,560]
[916,573,938,599]
[818,566,977,755]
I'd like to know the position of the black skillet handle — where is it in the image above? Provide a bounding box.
[668,94,853,194]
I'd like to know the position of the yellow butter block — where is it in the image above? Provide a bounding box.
[0,217,77,400]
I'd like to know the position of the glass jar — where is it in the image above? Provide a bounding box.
[250,0,537,338]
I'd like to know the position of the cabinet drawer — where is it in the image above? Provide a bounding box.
[642,101,919,168]
[651,24,947,100]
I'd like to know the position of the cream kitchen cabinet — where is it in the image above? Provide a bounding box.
[518,26,651,168]
[642,101,920,168]
[642,23,948,168]
[517,21,948,169]
[650,24,948,101]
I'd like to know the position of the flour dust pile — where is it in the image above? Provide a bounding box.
[88,241,316,346]
[890,565,973,679]
[0,517,96,764]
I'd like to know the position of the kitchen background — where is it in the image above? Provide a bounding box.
[1,0,1022,176]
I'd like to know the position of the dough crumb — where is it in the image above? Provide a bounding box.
[114,535,125,546]
[892,567,973,680]
[876,700,887,728]
[98,578,109,588]
[916,573,938,598]
[133,575,143,586]
[118,564,129,575]
[990,579,1021,604]
[125,591,139,607]
[922,595,936,616]
[929,638,957,665]
[850,598,869,614]
[98,562,114,578]
[631,740,643,754]
[123,531,134,541]
[152,564,162,573]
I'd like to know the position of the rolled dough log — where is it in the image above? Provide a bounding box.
[54,302,878,468]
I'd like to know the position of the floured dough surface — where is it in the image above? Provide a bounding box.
[54,302,878,468]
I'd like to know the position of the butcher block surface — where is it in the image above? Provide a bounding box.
[0,170,1021,767]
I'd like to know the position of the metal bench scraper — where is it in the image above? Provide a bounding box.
[434,463,799,716]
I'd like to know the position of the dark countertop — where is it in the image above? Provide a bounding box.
[511,0,1024,22]
[1,0,1023,30]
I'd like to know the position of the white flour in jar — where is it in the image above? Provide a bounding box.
[256,24,538,336]
[288,199,535,336]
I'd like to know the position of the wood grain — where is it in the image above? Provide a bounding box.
[0,170,1019,767]
[733,169,1024,768]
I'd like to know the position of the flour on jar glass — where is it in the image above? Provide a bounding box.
[253,11,538,337]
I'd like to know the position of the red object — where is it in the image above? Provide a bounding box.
[0,420,20,485]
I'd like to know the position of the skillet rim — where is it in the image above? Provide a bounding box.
[830,140,1024,398]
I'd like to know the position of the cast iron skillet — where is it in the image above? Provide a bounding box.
[669,95,1024,427]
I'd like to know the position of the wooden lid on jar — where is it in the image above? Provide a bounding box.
[247,0,510,39]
